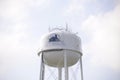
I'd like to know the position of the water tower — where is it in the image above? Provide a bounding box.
[38,27,83,80]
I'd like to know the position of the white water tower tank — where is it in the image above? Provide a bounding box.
[38,29,82,67]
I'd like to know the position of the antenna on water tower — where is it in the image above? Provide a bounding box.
[65,23,68,31]
[38,25,83,80]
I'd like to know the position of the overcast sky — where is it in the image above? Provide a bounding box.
[0,0,120,80]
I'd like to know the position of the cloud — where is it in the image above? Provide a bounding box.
[0,0,48,79]
[0,0,50,20]
[0,23,40,80]
[82,3,120,71]
[63,0,119,18]
[63,0,85,16]
[0,0,25,20]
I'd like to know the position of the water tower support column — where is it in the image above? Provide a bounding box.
[58,67,62,80]
[40,53,45,80]
[64,50,69,80]
[80,55,83,80]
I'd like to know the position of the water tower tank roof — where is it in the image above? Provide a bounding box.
[38,29,82,54]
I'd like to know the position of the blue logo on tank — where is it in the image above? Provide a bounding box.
[49,34,60,42]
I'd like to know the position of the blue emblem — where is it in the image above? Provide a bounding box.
[49,34,60,42]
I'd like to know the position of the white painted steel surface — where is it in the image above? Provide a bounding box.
[38,30,82,67]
